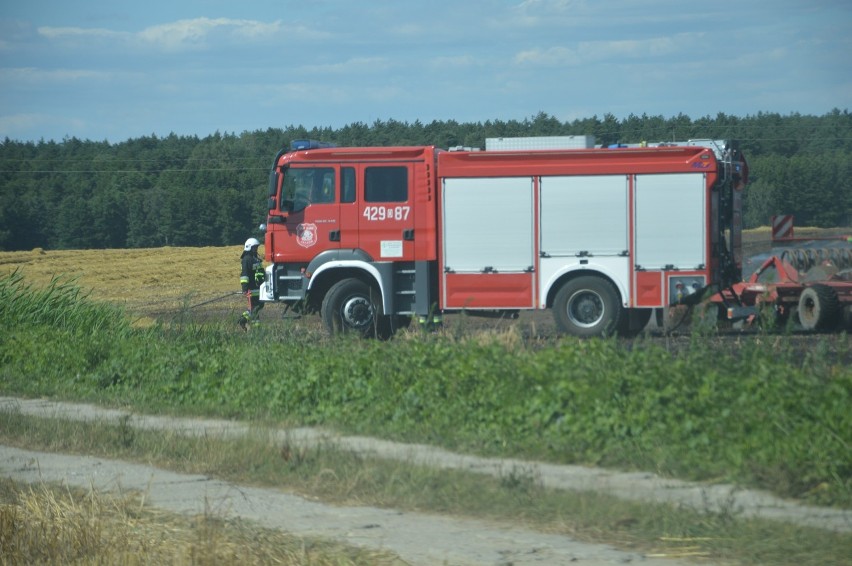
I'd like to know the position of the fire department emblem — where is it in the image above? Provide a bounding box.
[296,223,318,248]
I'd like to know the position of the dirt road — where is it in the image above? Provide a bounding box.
[2,397,850,565]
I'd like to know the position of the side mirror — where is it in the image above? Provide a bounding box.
[268,170,279,197]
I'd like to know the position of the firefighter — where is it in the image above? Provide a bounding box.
[239,237,264,330]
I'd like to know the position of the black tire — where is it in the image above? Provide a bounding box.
[842,305,852,331]
[618,308,652,337]
[321,278,386,338]
[797,284,840,331]
[553,276,622,337]
[393,315,413,331]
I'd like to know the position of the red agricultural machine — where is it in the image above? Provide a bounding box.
[711,215,852,331]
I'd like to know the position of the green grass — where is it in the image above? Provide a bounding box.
[1,271,850,510]
[0,270,131,335]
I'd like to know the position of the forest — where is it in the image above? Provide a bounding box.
[0,110,849,251]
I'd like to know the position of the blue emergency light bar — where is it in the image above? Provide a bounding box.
[290,139,336,150]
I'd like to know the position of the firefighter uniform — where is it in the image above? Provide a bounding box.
[239,238,264,329]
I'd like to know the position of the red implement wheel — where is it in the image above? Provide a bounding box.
[797,284,840,331]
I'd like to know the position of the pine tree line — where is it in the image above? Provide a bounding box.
[1,110,849,251]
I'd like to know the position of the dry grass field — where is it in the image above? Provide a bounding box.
[0,245,255,323]
[0,479,399,566]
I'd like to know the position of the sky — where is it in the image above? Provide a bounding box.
[1,0,850,144]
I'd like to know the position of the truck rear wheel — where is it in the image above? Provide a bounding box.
[797,284,840,331]
[553,276,622,337]
[322,278,386,338]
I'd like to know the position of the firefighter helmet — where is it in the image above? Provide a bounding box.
[243,237,260,252]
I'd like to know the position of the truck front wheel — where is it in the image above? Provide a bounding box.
[321,278,386,338]
[553,276,622,337]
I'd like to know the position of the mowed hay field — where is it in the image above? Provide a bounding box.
[0,245,254,324]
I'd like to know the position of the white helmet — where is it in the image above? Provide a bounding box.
[243,237,260,252]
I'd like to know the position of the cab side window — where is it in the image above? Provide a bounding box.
[342,167,356,203]
[365,167,408,202]
[311,171,335,203]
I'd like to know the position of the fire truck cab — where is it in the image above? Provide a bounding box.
[260,138,747,337]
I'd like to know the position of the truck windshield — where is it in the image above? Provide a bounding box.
[281,167,335,212]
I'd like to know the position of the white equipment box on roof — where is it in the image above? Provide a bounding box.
[485,135,595,150]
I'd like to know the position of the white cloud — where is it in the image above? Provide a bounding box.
[428,55,479,69]
[389,23,426,37]
[0,67,110,83]
[514,34,698,66]
[137,17,282,51]
[508,0,604,28]
[261,80,406,108]
[516,0,587,16]
[36,18,299,53]
[260,81,352,107]
[730,47,788,69]
[301,57,392,75]
[37,26,126,40]
[508,0,712,34]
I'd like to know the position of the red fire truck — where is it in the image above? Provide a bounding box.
[259,138,748,337]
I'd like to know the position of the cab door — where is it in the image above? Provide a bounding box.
[338,166,360,250]
[356,164,416,261]
[280,166,341,259]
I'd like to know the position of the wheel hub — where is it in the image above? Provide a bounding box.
[567,291,604,328]
[341,296,374,328]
